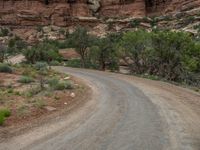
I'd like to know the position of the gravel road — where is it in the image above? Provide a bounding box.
[0,67,200,150]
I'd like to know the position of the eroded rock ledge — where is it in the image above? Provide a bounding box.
[1,0,200,27]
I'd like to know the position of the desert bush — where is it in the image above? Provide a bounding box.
[18,76,34,84]
[34,62,48,71]
[0,108,11,117]
[23,41,61,64]
[34,99,46,109]
[47,77,59,87]
[66,59,82,68]
[0,115,5,125]
[66,58,98,69]
[0,28,9,37]
[90,34,119,71]
[0,63,13,73]
[48,77,73,90]
[0,108,11,125]
[119,30,151,74]
[54,81,72,90]
[7,36,27,54]
[22,67,37,78]
[25,86,42,97]
[49,60,61,66]
[0,44,7,62]
[43,39,68,49]
[66,27,93,68]
[130,19,141,28]
[118,29,200,87]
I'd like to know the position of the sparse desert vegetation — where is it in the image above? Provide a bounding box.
[0,63,84,126]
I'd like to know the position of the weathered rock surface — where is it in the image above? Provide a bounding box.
[0,0,199,43]
[1,0,199,28]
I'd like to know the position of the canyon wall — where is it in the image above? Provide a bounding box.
[0,0,200,27]
[0,0,146,27]
[147,0,200,15]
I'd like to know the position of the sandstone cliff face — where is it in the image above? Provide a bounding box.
[100,0,146,17]
[0,0,199,27]
[0,0,92,27]
[0,0,200,44]
[147,0,200,16]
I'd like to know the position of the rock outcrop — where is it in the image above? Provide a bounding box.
[0,0,200,27]
[0,0,199,43]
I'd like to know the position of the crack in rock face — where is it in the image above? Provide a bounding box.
[88,0,101,13]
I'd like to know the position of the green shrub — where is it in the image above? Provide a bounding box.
[66,59,81,68]
[0,28,9,37]
[0,63,13,73]
[7,36,27,54]
[54,81,72,90]
[0,108,11,117]
[23,41,61,64]
[130,19,141,28]
[47,77,59,87]
[49,60,61,66]
[0,108,11,125]
[0,44,7,63]
[34,99,46,109]
[25,86,42,97]
[7,88,14,94]
[34,62,48,71]
[18,76,34,84]
[0,115,5,125]
[48,77,72,90]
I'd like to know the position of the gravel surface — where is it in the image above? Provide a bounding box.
[0,67,199,150]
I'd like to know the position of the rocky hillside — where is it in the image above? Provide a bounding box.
[0,0,200,43]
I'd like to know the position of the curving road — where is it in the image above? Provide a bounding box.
[0,67,200,150]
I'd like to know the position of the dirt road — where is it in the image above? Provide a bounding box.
[0,67,200,150]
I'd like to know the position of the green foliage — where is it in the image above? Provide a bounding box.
[18,76,34,84]
[49,60,61,66]
[23,41,61,64]
[107,22,114,30]
[24,86,42,97]
[34,99,46,109]
[66,59,82,68]
[0,28,9,37]
[150,17,158,28]
[119,30,151,73]
[7,36,27,54]
[130,19,141,28]
[48,77,73,90]
[0,115,5,125]
[118,29,200,87]
[48,77,59,87]
[67,27,92,68]
[0,108,11,125]
[90,33,119,71]
[0,44,7,62]
[34,62,48,71]
[43,39,68,49]
[66,59,98,69]
[0,108,11,117]
[53,81,72,90]
[0,63,13,73]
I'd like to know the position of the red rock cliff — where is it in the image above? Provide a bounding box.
[0,0,199,27]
